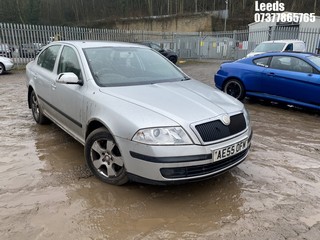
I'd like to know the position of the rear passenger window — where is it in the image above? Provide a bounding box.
[37,45,61,72]
[253,57,270,67]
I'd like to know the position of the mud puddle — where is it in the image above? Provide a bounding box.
[0,65,319,239]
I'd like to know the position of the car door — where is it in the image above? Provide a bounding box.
[51,45,85,141]
[31,45,62,117]
[247,56,271,93]
[262,56,319,104]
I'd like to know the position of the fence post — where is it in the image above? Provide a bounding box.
[269,26,275,41]
[0,23,4,43]
[316,28,320,54]
[198,31,202,60]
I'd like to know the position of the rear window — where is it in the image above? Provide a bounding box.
[253,57,270,67]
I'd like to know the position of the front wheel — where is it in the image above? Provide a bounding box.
[223,79,245,101]
[85,128,128,185]
[0,63,4,75]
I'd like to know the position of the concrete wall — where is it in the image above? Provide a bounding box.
[115,14,213,32]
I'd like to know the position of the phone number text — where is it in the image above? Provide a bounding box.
[254,12,316,23]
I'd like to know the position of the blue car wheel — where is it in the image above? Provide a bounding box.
[223,79,245,101]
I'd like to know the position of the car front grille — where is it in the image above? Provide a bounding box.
[195,113,246,143]
[160,148,249,179]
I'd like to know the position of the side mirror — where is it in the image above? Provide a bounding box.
[56,72,82,85]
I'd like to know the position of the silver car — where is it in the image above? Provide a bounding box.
[26,41,252,185]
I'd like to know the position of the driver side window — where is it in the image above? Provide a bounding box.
[270,56,314,73]
[58,46,81,79]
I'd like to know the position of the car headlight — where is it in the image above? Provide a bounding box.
[132,127,192,145]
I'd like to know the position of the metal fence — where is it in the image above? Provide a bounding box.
[0,22,320,65]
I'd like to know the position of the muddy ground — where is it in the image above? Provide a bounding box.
[0,61,319,240]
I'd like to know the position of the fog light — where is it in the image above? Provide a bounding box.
[160,167,187,178]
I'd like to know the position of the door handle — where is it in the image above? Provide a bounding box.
[267,72,275,76]
[51,83,56,90]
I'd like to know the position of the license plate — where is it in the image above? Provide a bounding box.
[212,139,248,162]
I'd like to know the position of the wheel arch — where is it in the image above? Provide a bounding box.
[0,62,6,71]
[27,86,34,108]
[222,76,245,90]
[85,119,114,141]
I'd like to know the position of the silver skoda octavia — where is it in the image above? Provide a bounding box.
[26,41,252,185]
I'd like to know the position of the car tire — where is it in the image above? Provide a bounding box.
[0,63,4,75]
[223,79,245,101]
[169,56,177,64]
[29,90,50,124]
[85,127,128,185]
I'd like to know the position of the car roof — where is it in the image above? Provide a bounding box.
[260,40,304,44]
[250,51,317,58]
[53,40,149,49]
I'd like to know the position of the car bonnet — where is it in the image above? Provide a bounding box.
[99,79,243,125]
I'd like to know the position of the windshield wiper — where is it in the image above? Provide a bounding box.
[181,76,191,81]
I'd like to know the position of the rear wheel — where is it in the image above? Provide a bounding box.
[85,128,128,185]
[169,56,177,64]
[29,90,49,124]
[223,79,245,101]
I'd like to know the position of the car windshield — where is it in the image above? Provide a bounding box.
[84,47,185,86]
[150,43,162,51]
[307,55,320,68]
[253,42,286,52]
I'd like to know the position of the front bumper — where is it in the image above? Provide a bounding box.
[115,128,252,184]
[213,73,224,90]
[4,61,14,71]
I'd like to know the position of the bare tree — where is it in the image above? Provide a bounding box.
[15,0,25,23]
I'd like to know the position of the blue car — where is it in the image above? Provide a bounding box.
[214,52,320,110]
